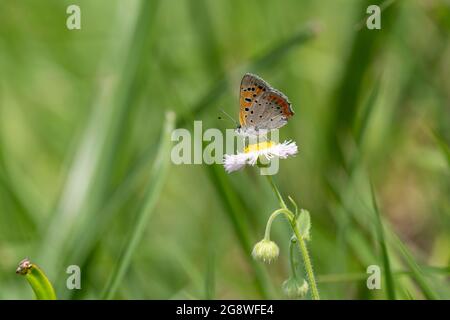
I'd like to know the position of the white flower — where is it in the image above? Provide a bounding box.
[223,140,298,173]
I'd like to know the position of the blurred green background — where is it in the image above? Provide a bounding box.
[0,0,449,299]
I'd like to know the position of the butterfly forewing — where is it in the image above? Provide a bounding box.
[239,73,271,126]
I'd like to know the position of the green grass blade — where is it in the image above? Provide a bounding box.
[16,258,56,300]
[39,0,159,278]
[248,23,319,71]
[354,78,381,147]
[324,0,398,169]
[370,183,396,299]
[391,233,440,300]
[431,128,450,167]
[102,111,175,299]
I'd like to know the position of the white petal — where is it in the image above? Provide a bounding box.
[271,140,298,158]
[254,140,298,160]
[246,152,260,166]
[223,153,247,173]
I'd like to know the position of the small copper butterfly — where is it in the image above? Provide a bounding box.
[235,73,294,137]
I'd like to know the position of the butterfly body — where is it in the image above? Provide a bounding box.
[235,73,294,137]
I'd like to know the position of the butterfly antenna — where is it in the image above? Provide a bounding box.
[218,108,238,126]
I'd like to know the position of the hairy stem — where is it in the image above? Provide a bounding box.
[264,208,295,240]
[265,176,320,300]
[266,175,287,208]
[291,223,320,300]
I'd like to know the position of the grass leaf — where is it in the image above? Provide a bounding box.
[391,234,440,300]
[370,183,396,299]
[102,111,175,299]
[16,258,56,300]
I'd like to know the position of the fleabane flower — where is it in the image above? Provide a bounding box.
[252,239,280,263]
[223,140,298,173]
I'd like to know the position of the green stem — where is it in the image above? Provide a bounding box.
[264,208,294,240]
[266,175,287,208]
[288,196,299,217]
[292,223,320,300]
[264,211,281,240]
[265,176,320,300]
[289,237,298,279]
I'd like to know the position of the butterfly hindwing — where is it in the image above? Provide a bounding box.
[257,89,294,130]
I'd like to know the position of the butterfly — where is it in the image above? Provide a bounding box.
[235,73,294,137]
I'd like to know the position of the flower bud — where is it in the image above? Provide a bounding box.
[252,239,279,263]
[282,277,309,299]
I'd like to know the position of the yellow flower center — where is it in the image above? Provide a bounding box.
[244,141,274,154]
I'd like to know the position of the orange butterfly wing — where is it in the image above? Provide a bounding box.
[239,73,270,126]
